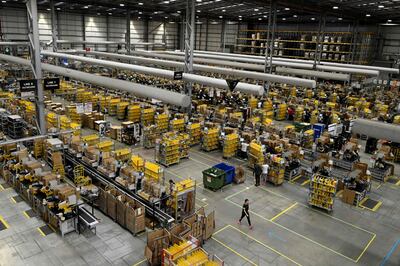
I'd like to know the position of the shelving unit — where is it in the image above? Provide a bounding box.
[131,155,144,172]
[248,140,264,168]
[141,107,155,126]
[223,133,239,158]
[116,102,129,120]
[236,30,375,64]
[156,136,181,167]
[275,103,287,121]
[127,104,141,123]
[308,174,337,211]
[155,113,169,133]
[201,128,220,152]
[170,118,185,132]
[178,133,190,159]
[109,98,121,116]
[267,156,285,186]
[97,140,114,152]
[46,112,58,129]
[187,123,202,146]
[144,161,163,182]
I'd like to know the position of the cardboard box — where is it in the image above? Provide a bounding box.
[116,194,127,227]
[97,187,107,214]
[106,188,119,221]
[55,185,75,201]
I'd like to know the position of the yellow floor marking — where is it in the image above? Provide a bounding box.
[355,234,376,263]
[396,180,400,186]
[48,224,57,232]
[23,211,30,219]
[37,227,46,236]
[188,157,211,167]
[257,186,375,235]
[224,186,251,201]
[336,190,343,197]
[211,236,258,266]
[372,201,383,211]
[132,258,147,266]
[0,184,4,190]
[376,183,383,189]
[10,197,16,204]
[213,224,230,235]
[270,202,298,221]
[0,215,10,229]
[301,180,310,186]
[290,175,302,183]
[225,225,302,266]
[226,192,376,262]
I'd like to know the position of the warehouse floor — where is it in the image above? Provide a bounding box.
[1,98,400,265]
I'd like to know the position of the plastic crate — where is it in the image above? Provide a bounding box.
[202,167,225,191]
[213,163,235,185]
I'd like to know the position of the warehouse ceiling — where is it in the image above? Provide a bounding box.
[0,0,398,23]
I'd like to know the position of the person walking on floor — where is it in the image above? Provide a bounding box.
[238,199,253,230]
[253,163,263,187]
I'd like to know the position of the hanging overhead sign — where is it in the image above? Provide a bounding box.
[43,77,60,92]
[19,79,37,98]
[226,79,239,91]
[173,71,183,80]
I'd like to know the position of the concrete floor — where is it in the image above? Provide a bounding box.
[1,97,399,265]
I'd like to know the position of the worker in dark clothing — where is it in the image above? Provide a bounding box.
[98,151,103,166]
[115,160,122,177]
[238,199,253,229]
[124,106,129,120]
[253,163,263,187]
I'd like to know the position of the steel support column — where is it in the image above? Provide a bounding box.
[50,0,58,53]
[106,15,110,52]
[26,0,46,134]
[144,18,149,51]
[314,14,326,69]
[126,9,131,54]
[184,0,195,113]
[82,14,86,50]
[205,18,209,51]
[220,19,226,52]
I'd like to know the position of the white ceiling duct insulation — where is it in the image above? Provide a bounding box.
[275,67,350,81]
[192,50,398,75]
[41,51,264,95]
[66,50,317,88]
[0,42,29,46]
[165,50,379,76]
[0,53,190,107]
[352,119,400,143]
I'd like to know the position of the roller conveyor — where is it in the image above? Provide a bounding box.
[63,150,174,227]
[78,205,99,229]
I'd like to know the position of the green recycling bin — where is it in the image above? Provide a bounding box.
[202,167,226,191]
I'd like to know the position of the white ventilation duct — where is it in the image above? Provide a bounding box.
[275,67,349,81]
[41,51,264,95]
[165,50,380,76]
[64,49,317,88]
[0,53,190,107]
[193,50,398,75]
[352,119,400,143]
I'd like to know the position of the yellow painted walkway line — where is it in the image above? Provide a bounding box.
[0,184,4,190]
[213,224,230,235]
[211,236,258,266]
[270,202,298,221]
[132,258,147,266]
[301,180,310,186]
[188,157,211,167]
[0,215,10,229]
[23,211,30,219]
[290,175,302,183]
[10,197,16,204]
[227,225,302,266]
[355,234,376,263]
[37,227,46,236]
[225,194,375,263]
[224,186,251,201]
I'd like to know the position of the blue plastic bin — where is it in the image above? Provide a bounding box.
[213,163,235,185]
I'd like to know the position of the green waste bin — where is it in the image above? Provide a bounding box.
[202,167,226,191]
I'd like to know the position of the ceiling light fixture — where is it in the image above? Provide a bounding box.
[378,5,384,8]
[293,14,297,18]
[120,3,124,7]
[222,9,226,12]
[258,18,262,20]
[338,17,343,20]
[254,8,259,11]
[219,15,223,18]
[108,12,112,15]
[83,6,88,9]
[138,2,143,5]
[311,17,315,20]
[333,6,338,9]
[282,18,286,20]
[284,7,290,10]
[388,19,392,22]
[366,14,371,17]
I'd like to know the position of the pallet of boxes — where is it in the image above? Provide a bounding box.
[145,207,216,265]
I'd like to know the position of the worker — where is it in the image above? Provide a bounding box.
[287,106,295,121]
[82,142,88,157]
[98,151,103,166]
[115,160,121,177]
[124,105,129,120]
[262,160,269,184]
[240,141,249,159]
[253,163,263,187]
[136,172,143,192]
[237,199,253,230]
[169,179,176,195]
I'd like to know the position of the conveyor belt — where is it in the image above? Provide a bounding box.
[63,150,174,227]
[78,206,99,228]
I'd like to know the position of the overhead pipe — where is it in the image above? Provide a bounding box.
[192,50,398,75]
[41,51,264,95]
[275,67,350,81]
[65,50,317,88]
[131,50,314,71]
[352,119,400,143]
[0,53,190,107]
[165,50,380,76]
[0,42,29,46]
[56,40,166,46]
